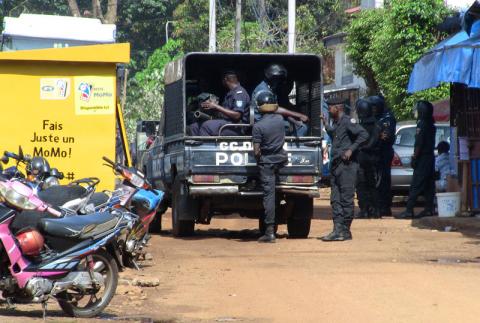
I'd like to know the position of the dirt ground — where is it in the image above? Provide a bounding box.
[2,197,480,323]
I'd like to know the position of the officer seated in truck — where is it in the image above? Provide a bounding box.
[189,70,250,136]
[251,63,309,136]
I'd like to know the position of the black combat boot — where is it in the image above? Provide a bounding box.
[395,209,414,219]
[318,221,339,240]
[258,225,276,243]
[369,207,382,219]
[415,209,433,218]
[355,209,368,219]
[320,222,351,241]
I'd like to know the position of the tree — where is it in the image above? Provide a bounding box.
[124,39,184,137]
[345,9,383,95]
[66,0,118,24]
[346,0,451,119]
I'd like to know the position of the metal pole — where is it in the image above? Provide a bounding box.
[209,0,216,52]
[165,21,174,43]
[234,0,242,52]
[288,0,296,53]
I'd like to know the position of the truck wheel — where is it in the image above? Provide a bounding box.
[287,196,313,238]
[172,179,196,237]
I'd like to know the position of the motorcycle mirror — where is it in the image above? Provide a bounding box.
[18,146,24,160]
[1,156,8,164]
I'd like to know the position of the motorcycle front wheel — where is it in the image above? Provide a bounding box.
[57,248,118,318]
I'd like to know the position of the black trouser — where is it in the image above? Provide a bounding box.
[331,161,358,230]
[377,148,394,214]
[259,163,282,226]
[406,154,435,213]
[357,161,378,214]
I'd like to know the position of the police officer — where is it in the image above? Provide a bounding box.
[190,71,250,136]
[252,91,288,243]
[251,63,309,136]
[368,95,396,217]
[320,98,368,241]
[396,101,436,219]
[355,99,381,219]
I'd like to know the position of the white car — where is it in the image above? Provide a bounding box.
[391,121,450,194]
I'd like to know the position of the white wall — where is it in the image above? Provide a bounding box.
[444,0,474,10]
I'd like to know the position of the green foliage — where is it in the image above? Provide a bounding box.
[346,0,451,119]
[124,39,183,138]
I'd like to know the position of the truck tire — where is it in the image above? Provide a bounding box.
[172,179,196,237]
[287,196,313,238]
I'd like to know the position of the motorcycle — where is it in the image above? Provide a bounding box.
[0,176,134,318]
[101,157,164,269]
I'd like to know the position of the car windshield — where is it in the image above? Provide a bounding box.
[395,125,450,147]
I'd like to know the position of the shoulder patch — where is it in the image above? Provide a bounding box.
[236,90,243,94]
[350,118,357,124]
[235,100,244,108]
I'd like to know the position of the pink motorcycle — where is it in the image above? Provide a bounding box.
[0,176,133,318]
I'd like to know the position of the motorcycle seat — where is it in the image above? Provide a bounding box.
[38,185,88,207]
[89,192,110,207]
[38,212,118,240]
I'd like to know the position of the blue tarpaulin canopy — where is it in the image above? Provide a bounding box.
[408,2,480,93]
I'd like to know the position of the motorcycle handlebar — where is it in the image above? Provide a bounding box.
[102,156,116,166]
[4,151,20,161]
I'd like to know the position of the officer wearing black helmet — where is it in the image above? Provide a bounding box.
[251,63,309,136]
[252,91,288,243]
[367,95,396,217]
[319,98,368,241]
[355,99,381,219]
[397,101,436,219]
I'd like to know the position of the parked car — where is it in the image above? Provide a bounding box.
[391,121,450,194]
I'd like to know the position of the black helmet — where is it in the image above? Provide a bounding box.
[264,63,287,81]
[355,99,373,120]
[27,157,50,177]
[256,91,278,113]
[367,95,385,116]
[415,100,434,120]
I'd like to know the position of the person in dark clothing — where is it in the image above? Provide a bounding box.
[368,95,396,217]
[355,99,382,219]
[396,101,437,219]
[190,71,250,136]
[319,98,369,241]
[252,91,288,243]
[251,63,309,136]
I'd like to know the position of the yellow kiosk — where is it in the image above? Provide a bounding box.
[0,43,130,190]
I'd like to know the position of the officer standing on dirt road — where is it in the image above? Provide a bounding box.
[355,99,382,219]
[253,91,288,243]
[396,101,436,219]
[368,95,397,217]
[320,98,368,241]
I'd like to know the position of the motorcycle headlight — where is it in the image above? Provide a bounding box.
[129,173,146,188]
[4,187,36,210]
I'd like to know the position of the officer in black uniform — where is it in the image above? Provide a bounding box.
[396,101,436,219]
[252,91,288,243]
[355,99,381,219]
[320,98,368,241]
[368,95,396,217]
[190,71,250,136]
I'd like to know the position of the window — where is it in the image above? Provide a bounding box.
[395,127,416,147]
[341,50,354,85]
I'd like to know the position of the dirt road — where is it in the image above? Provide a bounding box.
[2,199,480,323]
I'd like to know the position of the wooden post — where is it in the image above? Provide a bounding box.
[460,160,470,216]
[234,0,242,52]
